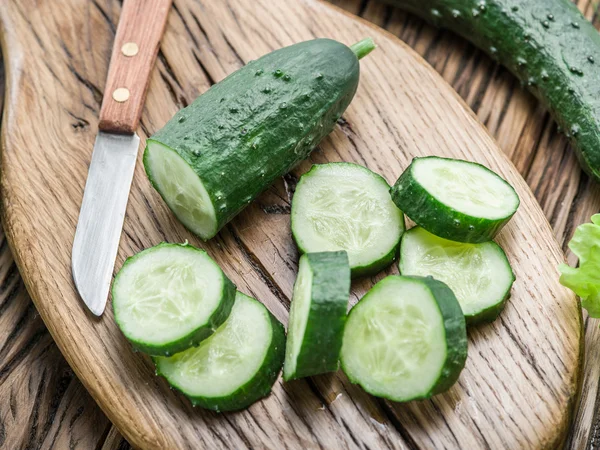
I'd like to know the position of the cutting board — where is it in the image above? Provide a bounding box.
[0,0,583,448]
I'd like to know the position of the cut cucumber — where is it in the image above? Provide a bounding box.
[291,163,405,277]
[284,251,351,381]
[145,38,376,240]
[399,226,515,324]
[112,243,235,356]
[154,292,285,412]
[391,156,519,243]
[341,275,467,401]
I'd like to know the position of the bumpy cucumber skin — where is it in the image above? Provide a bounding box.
[398,227,516,325]
[390,157,518,243]
[112,243,236,356]
[145,39,362,240]
[155,293,286,412]
[284,251,351,381]
[341,275,467,401]
[386,0,600,181]
[292,163,405,278]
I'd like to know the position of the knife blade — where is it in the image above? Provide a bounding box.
[71,0,172,315]
[72,132,139,315]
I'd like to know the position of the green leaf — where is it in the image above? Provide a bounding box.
[559,215,600,318]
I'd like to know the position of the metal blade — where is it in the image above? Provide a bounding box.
[72,131,140,316]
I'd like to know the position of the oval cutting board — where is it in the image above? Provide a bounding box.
[0,0,583,448]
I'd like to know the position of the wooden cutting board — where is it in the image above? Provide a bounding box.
[0,0,583,448]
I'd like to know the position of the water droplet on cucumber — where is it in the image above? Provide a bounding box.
[453,219,461,228]
[511,5,519,11]
[571,124,580,136]
[229,107,239,113]
[451,9,460,18]
[255,69,264,76]
[273,69,283,77]
[241,128,248,135]
[468,225,475,231]
[431,8,441,18]
[588,56,595,64]
[280,102,287,109]
[547,13,554,21]
[315,73,323,80]
[571,21,580,29]
[283,74,291,81]
[542,20,550,29]
[541,70,549,81]
[177,116,186,123]
[262,86,272,94]
[219,203,227,212]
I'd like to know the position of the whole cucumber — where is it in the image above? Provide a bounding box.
[388,0,600,181]
[144,38,375,240]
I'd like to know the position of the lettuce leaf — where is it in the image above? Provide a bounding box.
[559,214,600,318]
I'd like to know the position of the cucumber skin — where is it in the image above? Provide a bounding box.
[292,163,405,278]
[386,0,600,181]
[145,39,361,240]
[341,275,467,400]
[398,227,515,325]
[417,276,468,396]
[390,157,517,243]
[155,294,286,412]
[284,251,351,381]
[112,243,236,357]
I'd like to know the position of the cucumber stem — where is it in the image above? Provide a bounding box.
[350,37,376,60]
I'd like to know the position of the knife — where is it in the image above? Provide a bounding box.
[72,0,173,316]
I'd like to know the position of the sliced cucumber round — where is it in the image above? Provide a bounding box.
[399,227,515,325]
[291,163,405,278]
[390,157,520,243]
[284,251,351,381]
[154,292,285,412]
[341,275,467,402]
[112,243,235,356]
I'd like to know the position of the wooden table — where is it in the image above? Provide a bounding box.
[1,0,599,448]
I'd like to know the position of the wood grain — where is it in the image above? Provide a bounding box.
[98,0,172,133]
[0,0,598,448]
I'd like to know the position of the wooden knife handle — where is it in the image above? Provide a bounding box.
[98,0,173,134]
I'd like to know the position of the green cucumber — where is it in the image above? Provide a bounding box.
[291,163,405,277]
[144,38,375,240]
[386,0,600,181]
[155,292,285,411]
[341,275,467,401]
[112,243,235,356]
[390,156,519,243]
[283,251,351,381]
[399,226,515,324]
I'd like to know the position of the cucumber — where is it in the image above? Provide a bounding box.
[399,226,515,324]
[291,163,405,277]
[390,156,519,243]
[340,275,467,402]
[283,251,351,381]
[154,292,285,411]
[112,243,235,356]
[386,0,600,181]
[144,38,376,240]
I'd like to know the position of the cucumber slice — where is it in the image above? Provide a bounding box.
[391,157,519,243]
[154,292,285,412]
[291,163,405,277]
[284,251,351,381]
[112,243,235,356]
[341,275,467,401]
[399,227,515,325]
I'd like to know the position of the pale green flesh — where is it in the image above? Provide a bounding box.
[400,227,513,317]
[292,164,404,269]
[283,256,313,378]
[155,292,271,397]
[113,246,224,345]
[146,141,217,239]
[413,158,519,220]
[341,277,446,400]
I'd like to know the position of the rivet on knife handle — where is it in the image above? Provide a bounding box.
[98,0,173,134]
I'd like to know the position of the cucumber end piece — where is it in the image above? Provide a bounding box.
[350,37,376,60]
[144,140,218,240]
